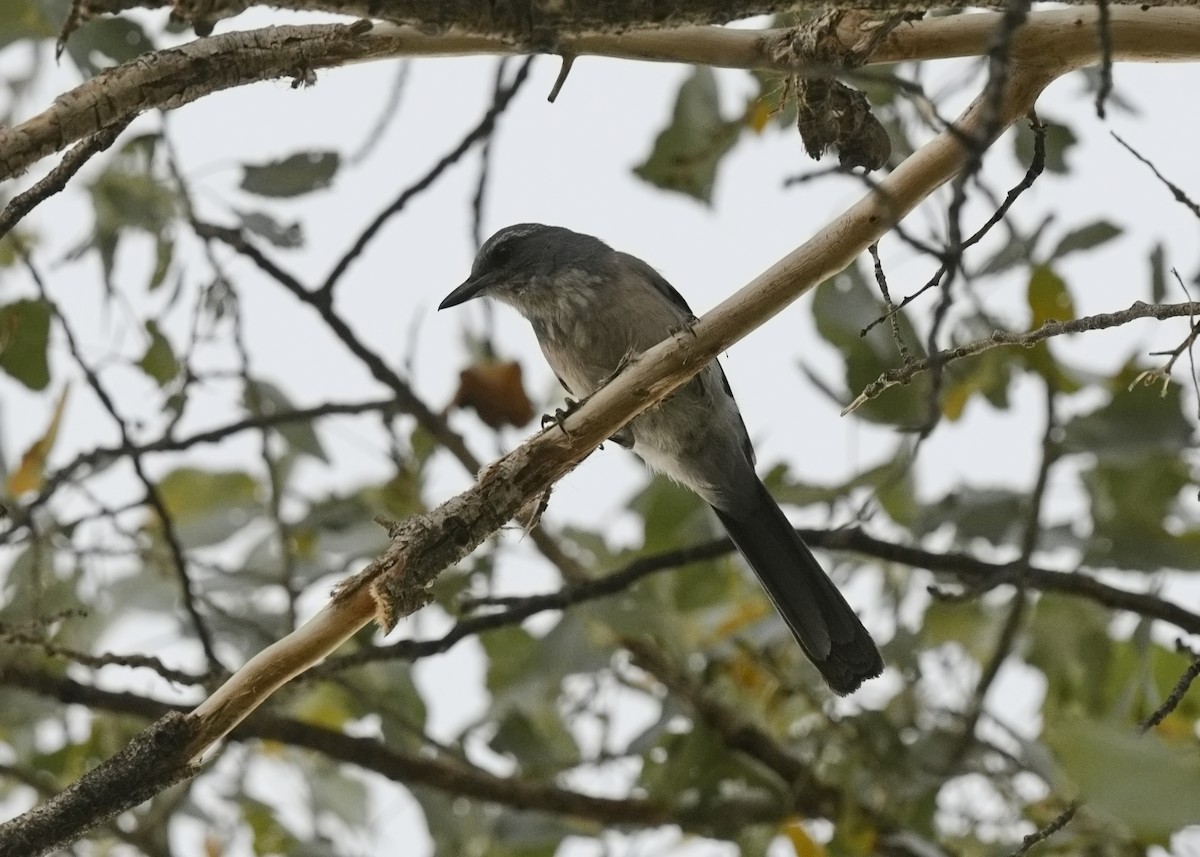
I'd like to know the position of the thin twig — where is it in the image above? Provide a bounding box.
[846,299,1200,414]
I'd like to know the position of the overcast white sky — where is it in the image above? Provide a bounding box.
[3,10,1200,855]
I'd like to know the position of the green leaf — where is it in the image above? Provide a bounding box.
[0,0,64,48]
[810,262,932,426]
[1148,243,1167,303]
[63,17,153,77]
[236,209,304,248]
[1014,118,1076,174]
[1061,365,1194,459]
[922,600,1010,663]
[240,151,340,197]
[639,719,790,820]
[1027,264,1076,328]
[85,164,178,290]
[767,448,918,528]
[243,379,328,462]
[152,467,261,548]
[629,475,713,554]
[916,487,1027,546]
[147,234,173,291]
[0,299,51,390]
[241,797,302,855]
[1081,456,1200,571]
[633,66,741,204]
[136,320,179,387]
[1049,221,1122,261]
[1048,715,1200,842]
[490,707,580,778]
[1027,595,1113,713]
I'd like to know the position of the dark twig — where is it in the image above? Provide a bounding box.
[1094,0,1113,118]
[862,115,1045,337]
[1013,652,1200,856]
[21,255,222,673]
[471,58,510,251]
[868,243,914,364]
[1112,133,1200,219]
[1010,803,1079,857]
[194,219,588,582]
[0,118,132,240]
[948,384,1058,768]
[320,56,534,294]
[1138,654,1200,734]
[322,523,1200,674]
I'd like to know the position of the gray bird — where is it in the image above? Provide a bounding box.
[439,224,882,694]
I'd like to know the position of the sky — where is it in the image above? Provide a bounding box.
[2,9,1200,855]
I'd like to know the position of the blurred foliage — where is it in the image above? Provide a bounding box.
[1,5,1199,857]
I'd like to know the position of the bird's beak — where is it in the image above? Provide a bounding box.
[438,275,490,310]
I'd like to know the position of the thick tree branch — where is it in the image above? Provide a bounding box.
[0,663,787,855]
[4,7,1199,181]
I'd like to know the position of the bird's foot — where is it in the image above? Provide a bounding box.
[541,397,582,437]
[669,316,699,339]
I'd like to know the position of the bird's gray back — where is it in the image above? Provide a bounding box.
[518,258,759,512]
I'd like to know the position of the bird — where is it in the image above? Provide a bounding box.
[439,223,882,694]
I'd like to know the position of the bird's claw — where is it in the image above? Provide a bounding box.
[541,397,581,437]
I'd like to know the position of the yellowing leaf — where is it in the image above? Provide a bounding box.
[1027,264,1075,329]
[745,98,774,134]
[713,597,770,641]
[781,818,827,857]
[941,379,973,421]
[7,386,70,495]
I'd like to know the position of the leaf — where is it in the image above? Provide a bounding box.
[1148,243,1167,303]
[0,0,63,49]
[1081,457,1200,572]
[0,299,51,390]
[1049,221,1122,261]
[86,166,178,290]
[810,263,932,426]
[922,599,1010,663]
[150,468,261,548]
[633,66,741,204]
[1027,264,1075,328]
[448,360,535,429]
[136,320,180,387]
[7,386,70,496]
[780,819,828,857]
[1047,715,1200,842]
[243,379,328,462]
[912,487,1026,547]
[940,347,1018,421]
[1061,365,1194,459]
[1014,118,1076,174]
[1027,595,1113,712]
[63,17,153,77]
[236,209,304,248]
[240,151,340,197]
[147,234,173,291]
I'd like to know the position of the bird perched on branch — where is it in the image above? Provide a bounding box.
[439,223,882,694]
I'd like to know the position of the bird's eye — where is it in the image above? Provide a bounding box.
[488,241,514,266]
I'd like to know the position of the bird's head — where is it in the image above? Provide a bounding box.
[438,223,611,314]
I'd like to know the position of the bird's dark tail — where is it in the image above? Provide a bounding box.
[711,479,882,695]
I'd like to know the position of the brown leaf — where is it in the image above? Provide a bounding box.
[449,360,534,429]
[8,385,70,496]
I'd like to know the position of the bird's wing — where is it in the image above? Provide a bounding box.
[615,252,697,320]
